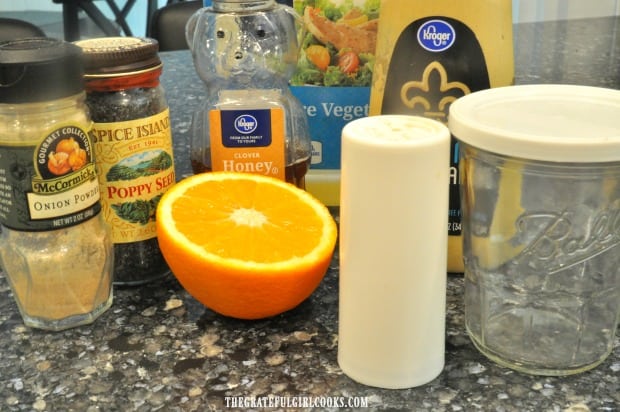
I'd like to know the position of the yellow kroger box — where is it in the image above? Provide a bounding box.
[290,0,380,206]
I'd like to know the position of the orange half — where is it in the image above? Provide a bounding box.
[156,172,338,319]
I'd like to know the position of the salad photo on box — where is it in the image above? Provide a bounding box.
[290,0,381,205]
[291,0,380,87]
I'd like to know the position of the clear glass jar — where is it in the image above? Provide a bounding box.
[451,84,620,375]
[0,39,114,331]
[75,37,175,285]
[461,147,620,375]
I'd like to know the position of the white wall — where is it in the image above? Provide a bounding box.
[513,0,620,22]
[2,0,619,36]
[0,0,171,36]
[0,1,56,12]
[0,0,168,12]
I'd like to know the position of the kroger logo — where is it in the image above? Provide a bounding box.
[417,19,455,52]
[234,114,258,134]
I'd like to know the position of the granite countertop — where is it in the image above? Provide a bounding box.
[1,17,619,412]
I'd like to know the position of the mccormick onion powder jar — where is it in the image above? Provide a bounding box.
[0,38,113,330]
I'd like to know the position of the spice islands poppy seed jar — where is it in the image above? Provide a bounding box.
[75,37,175,285]
[0,38,114,331]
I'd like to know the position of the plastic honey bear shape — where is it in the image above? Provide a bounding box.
[185,0,311,186]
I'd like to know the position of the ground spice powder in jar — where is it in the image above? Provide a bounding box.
[0,38,113,331]
[7,218,113,320]
[75,37,175,285]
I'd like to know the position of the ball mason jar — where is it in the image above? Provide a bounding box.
[450,84,620,375]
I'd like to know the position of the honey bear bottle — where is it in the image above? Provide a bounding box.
[186,0,311,189]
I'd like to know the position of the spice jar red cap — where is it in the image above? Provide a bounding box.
[73,37,161,76]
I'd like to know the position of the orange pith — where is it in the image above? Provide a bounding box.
[156,172,338,319]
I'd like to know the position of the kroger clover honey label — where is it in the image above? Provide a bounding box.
[91,109,175,243]
[370,0,514,272]
[208,104,286,182]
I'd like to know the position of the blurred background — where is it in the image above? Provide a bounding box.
[2,0,192,41]
[514,0,619,22]
[0,0,619,42]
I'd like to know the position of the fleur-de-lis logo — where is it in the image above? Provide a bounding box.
[400,61,471,123]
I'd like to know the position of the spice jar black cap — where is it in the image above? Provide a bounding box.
[73,37,161,76]
[0,38,84,104]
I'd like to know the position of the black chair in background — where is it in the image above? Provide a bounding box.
[148,0,202,51]
[148,0,294,52]
[52,0,158,41]
[0,18,47,42]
